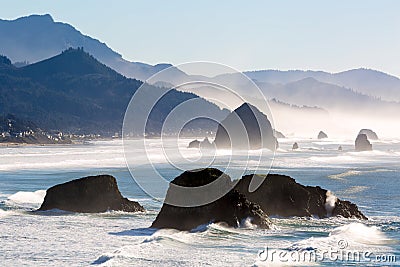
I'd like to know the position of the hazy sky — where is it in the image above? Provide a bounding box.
[1,0,400,76]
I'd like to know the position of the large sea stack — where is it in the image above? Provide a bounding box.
[355,134,373,151]
[151,168,272,231]
[213,103,277,150]
[38,175,145,213]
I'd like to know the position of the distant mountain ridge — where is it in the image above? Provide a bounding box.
[0,14,175,81]
[1,14,399,104]
[244,69,400,102]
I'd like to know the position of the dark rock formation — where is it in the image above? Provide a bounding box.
[234,174,367,220]
[187,139,200,148]
[274,130,286,139]
[38,175,145,213]
[358,129,378,140]
[188,137,215,149]
[332,199,367,219]
[292,142,299,150]
[151,168,272,230]
[199,137,214,149]
[151,168,367,230]
[318,131,328,139]
[213,103,277,150]
[355,134,372,151]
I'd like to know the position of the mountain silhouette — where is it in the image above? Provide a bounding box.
[0,14,177,81]
[0,49,227,135]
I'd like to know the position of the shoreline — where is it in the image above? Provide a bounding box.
[0,139,110,147]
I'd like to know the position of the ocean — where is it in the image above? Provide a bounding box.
[0,138,399,266]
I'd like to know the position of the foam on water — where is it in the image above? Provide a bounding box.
[143,228,193,244]
[0,208,18,217]
[329,223,391,245]
[328,169,394,179]
[342,186,369,195]
[289,223,393,252]
[7,190,46,205]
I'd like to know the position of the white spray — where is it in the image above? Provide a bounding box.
[325,190,337,217]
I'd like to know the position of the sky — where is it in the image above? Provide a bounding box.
[1,0,400,76]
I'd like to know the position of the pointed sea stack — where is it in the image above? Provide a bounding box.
[213,103,277,150]
[355,134,372,151]
[318,131,328,139]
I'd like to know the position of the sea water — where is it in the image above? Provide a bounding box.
[0,138,399,266]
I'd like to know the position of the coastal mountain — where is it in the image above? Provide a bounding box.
[243,69,400,102]
[0,48,227,135]
[2,14,399,105]
[0,14,175,81]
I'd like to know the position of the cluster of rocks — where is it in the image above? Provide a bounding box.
[151,168,367,230]
[289,129,377,152]
[37,169,367,231]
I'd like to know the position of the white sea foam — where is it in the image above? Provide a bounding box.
[0,209,18,217]
[329,223,390,245]
[328,169,393,179]
[289,223,392,253]
[143,228,192,244]
[342,186,369,195]
[7,190,46,205]
[240,217,258,229]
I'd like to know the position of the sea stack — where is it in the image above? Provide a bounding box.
[318,131,328,139]
[213,103,277,150]
[292,142,299,150]
[358,129,378,140]
[187,137,215,149]
[38,175,145,213]
[151,168,272,230]
[233,174,367,219]
[188,139,200,148]
[355,134,372,151]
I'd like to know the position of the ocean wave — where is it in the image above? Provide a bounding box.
[328,169,393,179]
[289,222,393,252]
[342,186,369,195]
[0,209,18,217]
[143,228,193,244]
